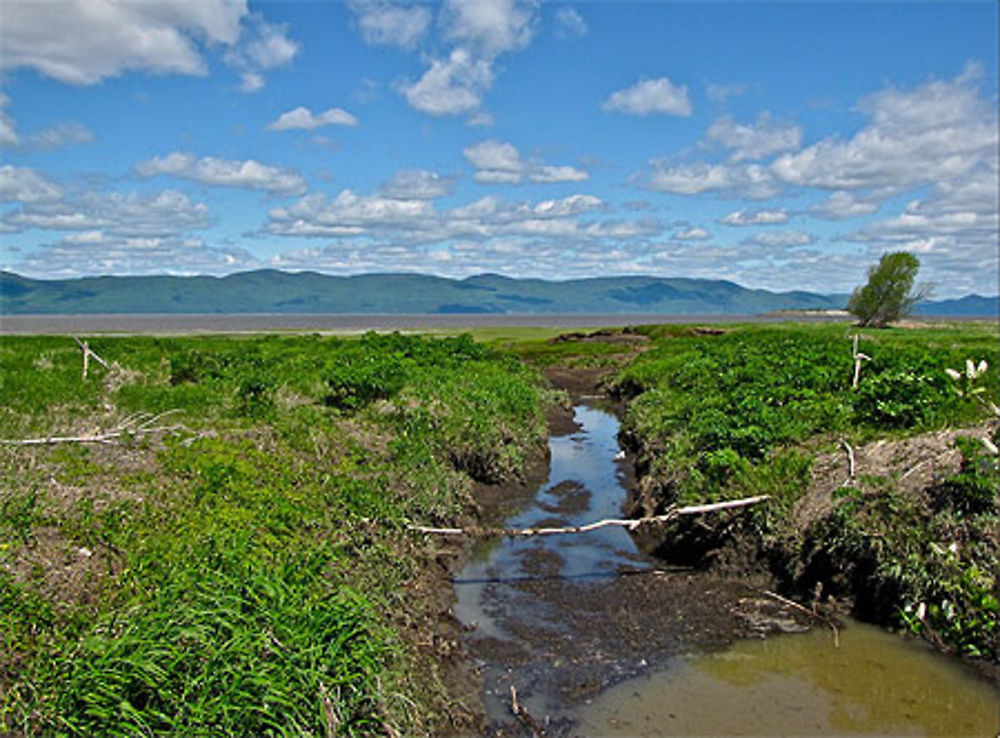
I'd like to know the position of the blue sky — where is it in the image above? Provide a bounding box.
[1,0,997,297]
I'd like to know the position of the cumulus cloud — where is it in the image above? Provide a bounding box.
[554,7,587,39]
[394,0,542,116]
[719,208,789,226]
[0,165,64,203]
[641,161,779,200]
[379,170,458,200]
[0,1,297,90]
[400,48,494,116]
[706,113,802,162]
[266,106,359,131]
[772,65,996,193]
[603,77,692,116]
[0,94,18,146]
[136,152,307,196]
[348,0,431,49]
[4,189,211,237]
[16,232,257,278]
[441,0,539,57]
[742,230,816,248]
[809,191,879,220]
[674,227,711,241]
[463,139,588,184]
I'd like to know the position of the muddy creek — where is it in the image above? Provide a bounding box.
[454,404,1000,736]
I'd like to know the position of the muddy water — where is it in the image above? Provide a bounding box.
[454,404,1000,736]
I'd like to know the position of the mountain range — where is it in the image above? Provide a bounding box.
[1,270,995,317]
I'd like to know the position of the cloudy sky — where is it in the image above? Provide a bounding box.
[1,0,997,297]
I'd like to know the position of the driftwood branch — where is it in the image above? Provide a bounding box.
[841,440,856,480]
[509,685,547,738]
[408,495,770,538]
[0,410,183,447]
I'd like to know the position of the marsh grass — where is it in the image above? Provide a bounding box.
[0,332,547,734]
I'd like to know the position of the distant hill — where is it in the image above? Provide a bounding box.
[0,270,994,317]
[915,294,999,318]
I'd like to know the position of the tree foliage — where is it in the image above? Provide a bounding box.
[848,251,929,327]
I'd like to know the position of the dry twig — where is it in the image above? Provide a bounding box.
[0,410,183,447]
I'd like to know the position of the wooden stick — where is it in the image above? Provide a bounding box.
[841,440,856,479]
[408,495,770,538]
[509,685,547,738]
[850,335,871,389]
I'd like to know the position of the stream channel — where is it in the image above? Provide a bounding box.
[453,403,1000,737]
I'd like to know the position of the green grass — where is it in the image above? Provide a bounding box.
[0,332,548,734]
[600,321,999,659]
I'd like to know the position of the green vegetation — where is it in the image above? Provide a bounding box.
[847,251,931,327]
[605,322,999,659]
[0,332,549,734]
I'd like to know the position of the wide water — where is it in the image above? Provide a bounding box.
[454,404,1000,736]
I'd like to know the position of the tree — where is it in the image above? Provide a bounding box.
[847,251,931,327]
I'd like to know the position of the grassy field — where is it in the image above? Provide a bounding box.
[0,332,551,735]
[1,320,996,735]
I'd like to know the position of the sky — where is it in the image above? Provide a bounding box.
[0,0,997,298]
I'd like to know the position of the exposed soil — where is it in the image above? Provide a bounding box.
[794,426,995,530]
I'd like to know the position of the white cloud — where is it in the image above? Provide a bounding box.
[463,139,588,184]
[4,189,211,237]
[529,165,589,183]
[441,0,539,58]
[379,170,457,200]
[464,139,523,172]
[642,161,779,200]
[742,230,815,248]
[225,15,300,92]
[706,113,801,162]
[554,7,587,39]
[348,0,431,49]
[772,66,996,192]
[674,227,711,241]
[467,111,496,127]
[0,93,18,146]
[719,208,789,226]
[400,48,494,116]
[809,191,879,220]
[136,152,307,196]
[0,1,297,90]
[267,106,359,131]
[16,233,257,278]
[267,190,435,237]
[603,77,692,117]
[0,165,64,203]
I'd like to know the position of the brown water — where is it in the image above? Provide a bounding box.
[574,621,1000,736]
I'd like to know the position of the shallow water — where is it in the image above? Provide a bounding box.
[574,621,1000,736]
[454,404,1000,736]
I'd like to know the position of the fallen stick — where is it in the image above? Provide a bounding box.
[509,685,547,738]
[841,440,856,480]
[408,494,770,538]
[0,410,182,447]
[763,590,840,647]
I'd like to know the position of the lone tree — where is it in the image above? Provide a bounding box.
[848,251,931,327]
